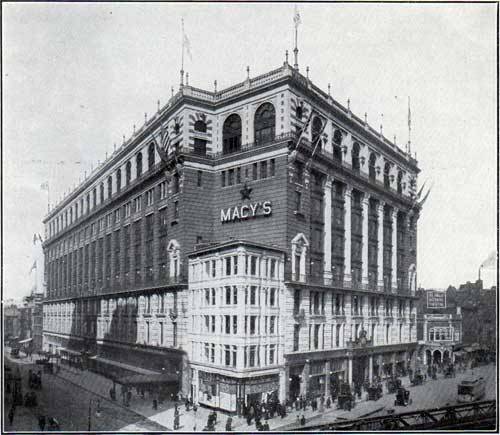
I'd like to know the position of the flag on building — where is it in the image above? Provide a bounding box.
[294,5,301,28]
[182,19,192,61]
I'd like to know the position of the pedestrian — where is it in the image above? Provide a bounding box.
[38,415,46,431]
[326,397,331,409]
[152,398,158,410]
[8,407,15,426]
[300,414,306,426]
[296,415,300,426]
[96,399,102,417]
[174,414,180,430]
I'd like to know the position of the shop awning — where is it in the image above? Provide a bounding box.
[18,338,33,344]
[117,373,179,386]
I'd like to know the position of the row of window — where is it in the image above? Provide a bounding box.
[221,158,276,187]
[200,314,278,336]
[199,286,278,307]
[199,342,277,368]
[192,255,279,281]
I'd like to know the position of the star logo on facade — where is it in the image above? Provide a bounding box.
[240,183,252,200]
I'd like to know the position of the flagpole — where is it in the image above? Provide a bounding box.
[180,18,185,87]
[407,96,412,156]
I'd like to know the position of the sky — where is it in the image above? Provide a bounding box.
[2,2,498,301]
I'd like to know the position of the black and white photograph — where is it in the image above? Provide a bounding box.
[2,1,498,432]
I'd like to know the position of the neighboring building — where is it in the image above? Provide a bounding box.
[4,304,21,341]
[450,280,496,351]
[42,54,421,410]
[415,289,462,366]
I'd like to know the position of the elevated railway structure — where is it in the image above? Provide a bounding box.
[302,400,496,431]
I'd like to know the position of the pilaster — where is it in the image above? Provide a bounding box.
[361,194,370,285]
[323,175,333,281]
[343,186,353,284]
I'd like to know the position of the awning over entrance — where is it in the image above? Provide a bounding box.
[117,373,178,386]
[18,338,33,344]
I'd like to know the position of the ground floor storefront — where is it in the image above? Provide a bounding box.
[284,344,418,402]
[43,332,185,397]
[191,368,280,413]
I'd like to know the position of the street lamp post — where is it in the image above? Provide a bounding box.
[88,399,92,431]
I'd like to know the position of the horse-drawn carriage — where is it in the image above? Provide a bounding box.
[411,371,425,386]
[394,387,412,406]
[386,377,402,394]
[367,384,383,401]
[337,382,356,411]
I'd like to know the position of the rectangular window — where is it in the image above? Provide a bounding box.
[114,209,121,223]
[269,344,275,365]
[124,202,131,217]
[146,189,154,206]
[134,196,142,213]
[233,315,237,334]
[225,286,231,305]
[295,191,302,212]
[197,170,203,187]
[232,346,237,367]
[250,256,257,276]
[269,316,276,334]
[270,159,275,177]
[211,288,216,305]
[228,168,235,186]
[225,315,231,334]
[260,161,268,179]
[270,259,276,278]
[236,167,241,184]
[211,260,216,278]
[250,286,257,305]
[233,256,238,275]
[293,324,300,351]
[249,345,256,367]
[233,286,238,305]
[225,257,231,276]
[221,171,226,187]
[250,316,256,334]
[269,288,276,306]
[252,163,258,180]
[225,345,231,366]
[159,181,167,199]
[211,315,215,333]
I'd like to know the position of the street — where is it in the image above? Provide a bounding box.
[4,349,496,432]
[3,352,167,432]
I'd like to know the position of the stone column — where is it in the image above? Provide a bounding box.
[368,355,373,383]
[361,194,370,285]
[323,176,333,282]
[377,201,385,290]
[391,207,398,291]
[325,360,331,398]
[280,366,289,403]
[344,186,352,285]
[348,356,353,385]
[301,361,310,396]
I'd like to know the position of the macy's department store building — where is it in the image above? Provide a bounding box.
[42,57,421,412]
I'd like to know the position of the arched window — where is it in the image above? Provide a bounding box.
[311,116,323,146]
[222,114,242,155]
[136,153,143,178]
[99,183,104,203]
[126,161,131,185]
[384,162,391,188]
[352,142,360,172]
[369,153,377,180]
[254,103,275,144]
[194,120,207,133]
[116,169,121,192]
[397,170,403,193]
[107,176,112,198]
[148,143,155,169]
[333,129,342,161]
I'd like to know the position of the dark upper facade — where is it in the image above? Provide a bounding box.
[42,60,421,304]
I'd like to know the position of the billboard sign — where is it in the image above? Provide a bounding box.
[427,290,446,309]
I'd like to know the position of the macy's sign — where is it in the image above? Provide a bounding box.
[220,201,272,223]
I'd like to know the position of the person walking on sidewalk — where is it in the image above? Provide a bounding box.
[8,407,15,426]
[38,415,46,431]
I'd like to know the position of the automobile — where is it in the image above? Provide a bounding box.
[457,377,485,403]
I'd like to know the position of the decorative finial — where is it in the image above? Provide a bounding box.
[133,124,136,134]
[306,66,309,79]
[186,72,189,86]
[122,134,125,144]
[347,98,350,111]
[246,66,250,80]
[171,86,174,98]
[285,50,289,64]
[364,112,367,124]
[145,113,147,123]
[180,69,184,88]
[328,83,331,97]
[214,80,217,92]
[380,124,383,135]
[157,99,160,112]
